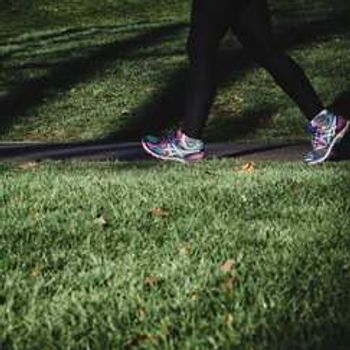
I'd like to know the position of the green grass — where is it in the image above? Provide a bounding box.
[1,1,350,349]
[1,160,350,349]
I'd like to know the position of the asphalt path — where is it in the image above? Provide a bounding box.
[0,140,314,162]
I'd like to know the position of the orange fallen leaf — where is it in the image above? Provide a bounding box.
[241,162,255,173]
[224,312,234,326]
[144,276,161,288]
[138,308,146,320]
[220,259,235,273]
[19,161,38,170]
[150,207,169,218]
[30,263,43,278]
[125,333,158,348]
[179,243,191,256]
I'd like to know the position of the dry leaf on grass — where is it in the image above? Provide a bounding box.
[241,162,255,173]
[144,276,161,288]
[30,263,43,278]
[94,214,108,227]
[19,161,38,170]
[150,207,169,218]
[220,259,235,273]
[224,312,234,326]
[125,334,158,348]
[179,243,191,256]
[138,308,146,320]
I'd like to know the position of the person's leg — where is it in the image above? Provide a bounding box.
[182,0,231,139]
[231,0,324,120]
[141,0,231,163]
[231,0,349,164]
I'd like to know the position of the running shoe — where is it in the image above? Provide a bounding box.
[141,129,205,163]
[304,110,350,165]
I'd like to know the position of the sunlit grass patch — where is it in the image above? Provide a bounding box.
[1,160,350,349]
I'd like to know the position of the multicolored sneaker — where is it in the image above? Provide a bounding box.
[141,129,205,163]
[304,110,350,165]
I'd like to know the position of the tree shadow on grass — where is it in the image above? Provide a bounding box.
[0,22,187,134]
[0,21,163,47]
[0,21,171,64]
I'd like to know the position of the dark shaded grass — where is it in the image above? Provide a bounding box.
[0,22,186,133]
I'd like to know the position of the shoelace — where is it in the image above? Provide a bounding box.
[160,130,178,148]
[310,123,336,150]
[312,129,327,149]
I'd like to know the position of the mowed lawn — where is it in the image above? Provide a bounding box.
[1,161,350,350]
[1,0,350,349]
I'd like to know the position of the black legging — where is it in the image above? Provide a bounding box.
[183,0,324,139]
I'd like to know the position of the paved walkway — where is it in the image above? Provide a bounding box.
[0,140,312,162]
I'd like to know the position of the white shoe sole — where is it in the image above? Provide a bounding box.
[141,140,204,164]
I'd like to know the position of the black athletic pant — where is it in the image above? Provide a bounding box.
[182,0,324,139]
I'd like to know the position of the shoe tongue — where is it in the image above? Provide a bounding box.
[177,130,192,148]
[175,129,184,141]
[177,130,203,149]
[311,112,334,130]
[312,113,325,127]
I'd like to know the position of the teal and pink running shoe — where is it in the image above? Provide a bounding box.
[304,110,350,165]
[141,129,205,163]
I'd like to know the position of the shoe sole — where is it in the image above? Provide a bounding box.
[141,140,205,164]
[306,120,350,165]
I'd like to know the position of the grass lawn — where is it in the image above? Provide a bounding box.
[1,160,350,349]
[1,0,350,349]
